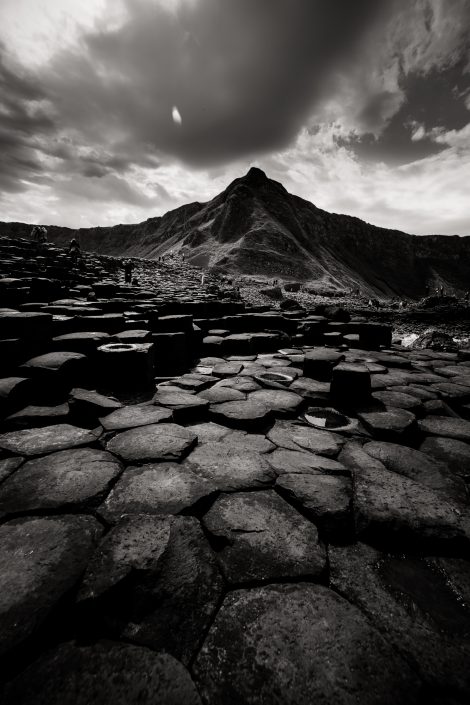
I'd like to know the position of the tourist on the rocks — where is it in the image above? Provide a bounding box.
[31,225,40,241]
[69,238,80,265]
[38,226,48,243]
[124,260,134,283]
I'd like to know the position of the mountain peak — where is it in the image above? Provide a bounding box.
[244,166,268,182]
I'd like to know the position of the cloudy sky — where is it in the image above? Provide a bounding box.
[1,0,469,235]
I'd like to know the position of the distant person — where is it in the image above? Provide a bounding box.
[31,225,40,241]
[69,238,80,265]
[124,260,134,283]
[38,226,48,243]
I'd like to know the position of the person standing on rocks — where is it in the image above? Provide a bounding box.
[124,260,134,283]
[69,238,80,266]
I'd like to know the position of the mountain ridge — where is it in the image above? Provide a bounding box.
[1,167,469,298]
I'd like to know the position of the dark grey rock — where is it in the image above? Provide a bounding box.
[276,473,353,541]
[0,515,102,656]
[105,423,197,463]
[79,515,223,665]
[0,424,101,456]
[330,542,470,697]
[99,463,215,521]
[0,448,122,516]
[203,490,326,583]
[100,404,173,431]
[3,641,202,705]
[193,584,420,705]
[183,442,276,491]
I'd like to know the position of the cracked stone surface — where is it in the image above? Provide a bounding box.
[0,515,102,656]
[105,423,197,463]
[2,641,202,705]
[1,254,470,704]
[99,462,215,521]
[329,542,470,697]
[267,419,343,456]
[266,448,348,476]
[276,473,353,541]
[203,490,326,583]
[100,404,173,431]
[0,424,101,456]
[0,448,122,516]
[78,515,223,665]
[182,442,276,491]
[193,583,421,705]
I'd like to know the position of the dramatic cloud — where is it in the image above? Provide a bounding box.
[0,0,469,234]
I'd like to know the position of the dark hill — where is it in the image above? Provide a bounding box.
[1,167,469,298]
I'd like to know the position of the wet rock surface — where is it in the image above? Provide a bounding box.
[193,584,421,705]
[0,237,469,703]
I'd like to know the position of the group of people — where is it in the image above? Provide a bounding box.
[30,225,48,243]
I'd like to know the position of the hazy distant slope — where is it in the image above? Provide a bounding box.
[1,167,469,297]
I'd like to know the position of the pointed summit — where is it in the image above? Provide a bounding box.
[244,166,268,183]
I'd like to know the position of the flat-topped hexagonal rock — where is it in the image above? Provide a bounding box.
[247,388,304,416]
[69,387,123,418]
[100,404,173,431]
[99,462,215,521]
[363,441,466,503]
[372,390,423,412]
[0,456,23,484]
[358,408,416,440]
[0,515,102,656]
[303,349,344,380]
[418,416,470,442]
[183,442,276,491]
[276,473,352,541]
[419,436,470,479]
[267,449,348,476]
[105,423,197,463]
[0,424,101,456]
[329,542,470,696]
[209,399,272,430]
[198,386,245,404]
[213,376,262,393]
[78,515,223,665]
[152,390,209,421]
[4,402,70,429]
[267,419,343,456]
[353,451,470,552]
[185,421,231,443]
[0,448,122,516]
[203,490,326,583]
[193,584,420,705]
[2,641,202,705]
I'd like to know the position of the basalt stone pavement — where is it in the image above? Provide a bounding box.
[0,236,470,704]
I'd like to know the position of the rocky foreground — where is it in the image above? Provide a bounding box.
[0,236,470,704]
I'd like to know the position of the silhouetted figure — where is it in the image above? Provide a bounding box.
[124,260,133,283]
[38,226,47,243]
[69,238,80,266]
[31,226,40,241]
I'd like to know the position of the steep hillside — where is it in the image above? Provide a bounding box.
[1,167,469,298]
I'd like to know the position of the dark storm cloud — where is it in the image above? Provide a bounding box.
[41,0,386,166]
[0,42,55,192]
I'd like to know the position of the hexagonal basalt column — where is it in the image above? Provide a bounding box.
[96,342,155,398]
[330,363,372,408]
